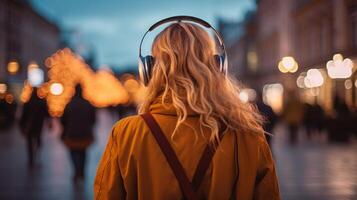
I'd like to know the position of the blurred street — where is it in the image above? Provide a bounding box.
[272,124,357,200]
[0,109,356,200]
[0,109,115,200]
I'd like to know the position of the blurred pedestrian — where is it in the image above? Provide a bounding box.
[0,90,17,130]
[256,92,278,146]
[0,97,14,130]
[282,90,304,145]
[94,19,280,199]
[0,98,8,129]
[61,85,96,183]
[327,96,352,142]
[19,88,49,167]
[303,102,325,139]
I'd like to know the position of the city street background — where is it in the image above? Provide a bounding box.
[1,0,357,199]
[0,109,356,199]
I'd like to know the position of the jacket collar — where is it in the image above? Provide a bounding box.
[149,96,199,117]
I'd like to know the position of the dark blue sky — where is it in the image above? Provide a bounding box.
[30,0,255,70]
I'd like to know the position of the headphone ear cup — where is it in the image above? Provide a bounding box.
[214,54,228,75]
[138,56,148,86]
[221,54,227,75]
[138,55,155,86]
[144,55,155,84]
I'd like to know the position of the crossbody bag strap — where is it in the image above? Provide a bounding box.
[191,126,226,192]
[230,132,240,199]
[141,113,226,200]
[141,113,197,200]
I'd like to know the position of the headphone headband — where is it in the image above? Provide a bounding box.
[139,15,226,57]
[138,15,228,86]
[148,16,211,31]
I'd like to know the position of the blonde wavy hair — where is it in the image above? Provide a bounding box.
[138,22,263,142]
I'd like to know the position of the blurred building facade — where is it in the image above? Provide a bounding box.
[0,0,59,86]
[222,0,357,112]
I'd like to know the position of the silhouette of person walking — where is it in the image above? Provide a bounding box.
[19,88,49,167]
[327,96,352,142]
[60,85,96,183]
[282,90,304,145]
[303,102,325,139]
[256,93,278,146]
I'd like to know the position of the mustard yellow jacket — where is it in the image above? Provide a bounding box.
[94,100,280,200]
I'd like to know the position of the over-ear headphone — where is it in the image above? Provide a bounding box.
[138,15,228,86]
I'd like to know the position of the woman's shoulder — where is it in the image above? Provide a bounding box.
[110,115,147,144]
[235,130,268,150]
[112,115,144,133]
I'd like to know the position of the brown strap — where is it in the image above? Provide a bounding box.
[191,127,225,192]
[141,113,225,200]
[141,113,197,200]
[230,132,239,199]
[191,144,215,192]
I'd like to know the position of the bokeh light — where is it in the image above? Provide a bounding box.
[20,81,33,103]
[7,61,19,74]
[239,90,249,103]
[333,53,343,61]
[278,56,298,73]
[28,68,44,87]
[239,88,256,103]
[122,74,147,105]
[43,48,132,116]
[263,83,284,113]
[0,83,7,94]
[326,54,353,79]
[50,83,64,96]
[82,70,129,107]
[28,61,39,69]
[278,61,289,73]
[281,57,295,70]
[296,72,306,88]
[344,80,352,89]
[304,69,324,88]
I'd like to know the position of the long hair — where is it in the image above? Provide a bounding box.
[138,22,264,142]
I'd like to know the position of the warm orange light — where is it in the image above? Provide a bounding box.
[20,81,33,103]
[82,70,129,107]
[28,61,39,69]
[124,79,140,93]
[263,83,284,113]
[37,85,48,99]
[7,61,19,74]
[44,48,133,116]
[121,74,147,105]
